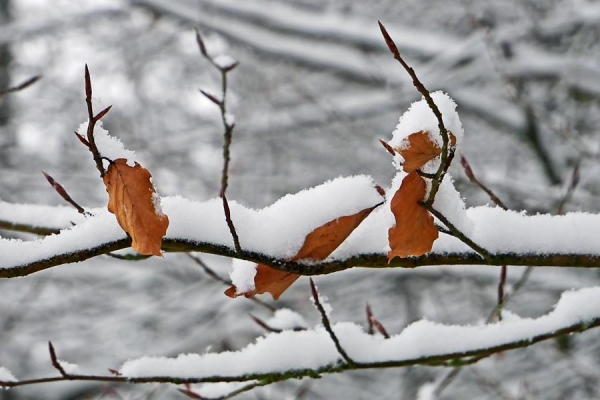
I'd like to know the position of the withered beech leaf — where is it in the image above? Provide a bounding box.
[103,158,169,256]
[396,130,441,173]
[224,265,300,301]
[388,172,438,260]
[226,205,378,300]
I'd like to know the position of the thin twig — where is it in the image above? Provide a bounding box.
[366,303,390,339]
[421,203,491,259]
[83,65,112,178]
[378,21,452,205]
[196,29,242,254]
[250,314,282,333]
[222,195,242,253]
[310,279,355,365]
[459,154,510,321]
[0,75,41,97]
[42,171,88,215]
[48,342,69,378]
[460,155,508,210]
[495,266,507,321]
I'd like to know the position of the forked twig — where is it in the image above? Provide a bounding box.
[48,342,69,378]
[196,29,242,254]
[366,303,390,339]
[378,21,452,205]
[83,65,112,178]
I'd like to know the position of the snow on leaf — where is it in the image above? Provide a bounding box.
[226,205,378,300]
[395,131,441,173]
[103,158,169,256]
[388,172,438,260]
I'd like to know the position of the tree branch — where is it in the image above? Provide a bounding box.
[3,234,600,279]
[2,314,599,391]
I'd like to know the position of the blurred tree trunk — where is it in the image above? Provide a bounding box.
[0,0,12,168]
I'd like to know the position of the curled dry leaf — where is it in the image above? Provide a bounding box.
[226,204,378,300]
[396,131,441,173]
[103,158,169,256]
[388,172,438,260]
[395,130,456,173]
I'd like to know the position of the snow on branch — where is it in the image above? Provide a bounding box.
[3,192,600,278]
[2,286,600,397]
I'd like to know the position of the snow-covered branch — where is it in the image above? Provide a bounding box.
[2,286,600,398]
[3,191,600,279]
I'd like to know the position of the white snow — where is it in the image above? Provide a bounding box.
[0,366,17,383]
[388,91,464,154]
[58,360,80,375]
[120,286,600,379]
[213,54,237,70]
[0,201,85,231]
[264,308,307,331]
[229,259,257,294]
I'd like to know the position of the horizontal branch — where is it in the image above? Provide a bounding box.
[2,304,599,390]
[3,234,600,279]
[3,183,600,278]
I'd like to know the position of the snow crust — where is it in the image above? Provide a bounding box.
[58,360,80,375]
[5,191,600,270]
[388,91,464,154]
[120,286,600,379]
[265,308,307,331]
[229,259,257,294]
[213,54,237,70]
[0,366,17,382]
[0,201,84,231]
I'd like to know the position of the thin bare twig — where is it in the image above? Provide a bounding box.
[421,203,491,259]
[0,75,41,97]
[83,65,112,178]
[48,342,69,378]
[196,29,242,254]
[42,171,88,215]
[222,195,242,253]
[310,279,355,365]
[366,303,390,339]
[460,155,508,210]
[378,21,452,205]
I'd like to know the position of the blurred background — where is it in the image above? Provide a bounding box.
[1,0,600,398]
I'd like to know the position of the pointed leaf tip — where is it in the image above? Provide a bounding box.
[103,159,169,256]
[388,172,438,260]
[226,204,378,300]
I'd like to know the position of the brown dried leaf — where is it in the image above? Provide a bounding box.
[226,205,377,300]
[396,131,441,173]
[388,172,438,260]
[225,265,300,301]
[103,158,169,256]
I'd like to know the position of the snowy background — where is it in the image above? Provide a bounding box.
[1,0,600,398]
